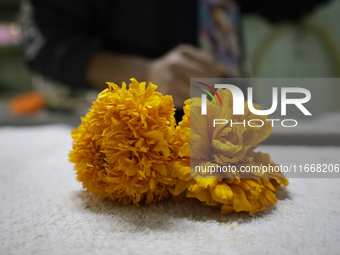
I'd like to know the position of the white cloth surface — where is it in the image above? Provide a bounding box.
[0,125,339,255]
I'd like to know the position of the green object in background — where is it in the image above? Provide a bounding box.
[252,22,340,78]
[0,45,32,94]
[0,0,33,95]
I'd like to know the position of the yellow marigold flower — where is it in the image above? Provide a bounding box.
[169,89,288,215]
[69,78,177,206]
[174,100,190,158]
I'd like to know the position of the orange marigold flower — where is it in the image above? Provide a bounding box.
[169,89,289,215]
[69,78,177,206]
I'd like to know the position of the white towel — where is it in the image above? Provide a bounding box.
[0,125,339,255]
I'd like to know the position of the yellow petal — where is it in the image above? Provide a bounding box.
[210,183,233,203]
[230,185,251,212]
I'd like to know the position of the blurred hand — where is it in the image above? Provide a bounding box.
[147,44,226,106]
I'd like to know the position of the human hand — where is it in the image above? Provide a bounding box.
[147,44,226,106]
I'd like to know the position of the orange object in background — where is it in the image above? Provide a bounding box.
[9,92,46,115]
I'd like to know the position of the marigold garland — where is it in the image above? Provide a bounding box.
[69,78,177,205]
[70,79,288,215]
[168,89,288,215]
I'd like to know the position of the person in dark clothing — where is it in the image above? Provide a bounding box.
[19,0,247,108]
[20,0,329,100]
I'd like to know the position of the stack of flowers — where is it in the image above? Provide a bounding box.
[168,88,288,215]
[69,79,288,215]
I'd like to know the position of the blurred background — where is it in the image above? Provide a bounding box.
[0,0,30,94]
[0,0,339,144]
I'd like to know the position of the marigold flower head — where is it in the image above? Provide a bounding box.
[169,89,288,215]
[69,78,177,205]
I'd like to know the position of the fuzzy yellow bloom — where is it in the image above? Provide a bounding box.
[169,89,288,215]
[69,78,177,205]
[70,79,288,215]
